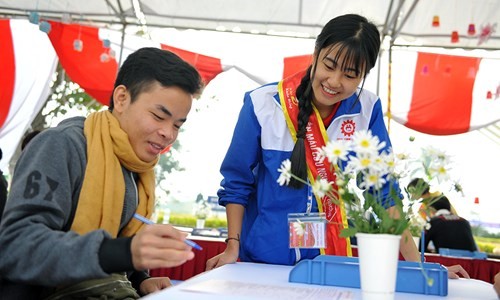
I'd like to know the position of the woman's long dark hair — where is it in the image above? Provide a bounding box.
[288,14,381,189]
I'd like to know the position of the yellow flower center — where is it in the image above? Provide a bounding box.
[368,174,378,183]
[361,158,371,167]
[438,166,447,174]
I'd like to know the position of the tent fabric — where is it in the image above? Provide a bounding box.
[0,0,498,50]
[26,20,311,107]
[48,21,119,105]
[47,21,226,105]
[0,19,57,171]
[0,20,228,170]
[0,19,316,171]
[390,51,500,135]
[0,19,15,128]
[0,2,499,169]
[161,44,224,85]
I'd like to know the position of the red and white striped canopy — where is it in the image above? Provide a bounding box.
[390,51,500,135]
[0,19,57,169]
[1,19,499,170]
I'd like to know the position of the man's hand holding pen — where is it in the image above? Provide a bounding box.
[131,222,196,271]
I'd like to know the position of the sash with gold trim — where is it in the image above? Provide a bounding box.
[278,71,351,256]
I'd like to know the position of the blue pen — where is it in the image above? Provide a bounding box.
[133,213,203,251]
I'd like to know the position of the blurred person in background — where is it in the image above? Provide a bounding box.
[422,195,477,253]
[0,148,8,223]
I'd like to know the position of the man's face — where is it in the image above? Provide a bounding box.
[112,82,193,162]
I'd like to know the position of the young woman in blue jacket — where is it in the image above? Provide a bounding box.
[206,13,468,279]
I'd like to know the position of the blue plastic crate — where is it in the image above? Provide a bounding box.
[438,248,487,259]
[289,255,448,296]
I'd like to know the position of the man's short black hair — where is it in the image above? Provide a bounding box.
[407,178,430,195]
[109,47,203,110]
[430,195,451,211]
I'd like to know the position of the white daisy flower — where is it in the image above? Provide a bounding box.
[277,159,292,186]
[320,140,349,165]
[351,130,386,155]
[359,170,387,190]
[346,152,377,172]
[433,164,451,183]
[312,178,331,198]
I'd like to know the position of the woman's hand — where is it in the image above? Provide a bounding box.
[446,264,470,279]
[493,272,500,296]
[205,246,239,271]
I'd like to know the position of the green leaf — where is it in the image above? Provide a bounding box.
[340,227,357,238]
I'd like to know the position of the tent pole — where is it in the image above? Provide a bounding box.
[387,41,394,134]
[118,25,125,68]
[115,0,127,68]
[386,0,406,37]
[381,0,395,37]
[103,0,126,68]
[386,1,401,134]
[393,0,420,38]
[377,0,395,97]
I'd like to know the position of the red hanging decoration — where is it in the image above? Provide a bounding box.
[432,16,440,27]
[486,91,492,99]
[421,65,429,75]
[478,23,497,45]
[451,31,459,43]
[467,23,476,35]
[444,65,452,75]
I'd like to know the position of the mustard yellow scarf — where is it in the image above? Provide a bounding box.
[71,110,158,237]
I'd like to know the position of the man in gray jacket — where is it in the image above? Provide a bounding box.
[0,47,203,299]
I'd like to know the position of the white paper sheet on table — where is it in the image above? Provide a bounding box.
[180,279,354,300]
[142,262,499,300]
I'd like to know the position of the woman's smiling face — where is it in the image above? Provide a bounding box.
[310,45,365,117]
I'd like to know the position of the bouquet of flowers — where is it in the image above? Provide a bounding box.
[277,130,463,287]
[277,130,408,238]
[399,144,463,233]
[277,130,462,238]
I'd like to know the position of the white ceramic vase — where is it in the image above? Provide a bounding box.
[355,233,401,298]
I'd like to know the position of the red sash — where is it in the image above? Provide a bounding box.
[278,71,351,256]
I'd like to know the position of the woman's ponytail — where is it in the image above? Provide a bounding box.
[288,67,313,189]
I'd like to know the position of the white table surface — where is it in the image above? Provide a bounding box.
[142,262,498,300]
